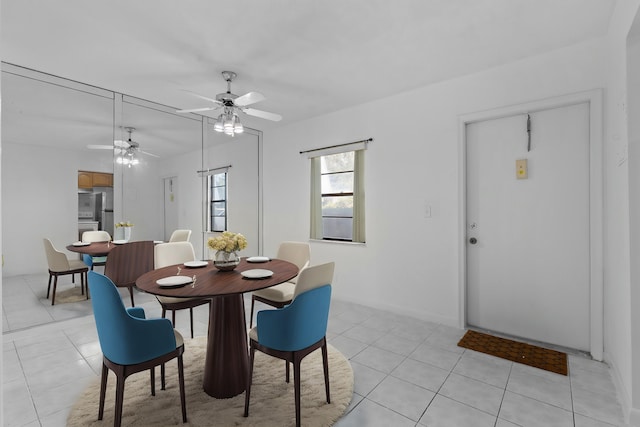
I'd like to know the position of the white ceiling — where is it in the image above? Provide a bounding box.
[1,0,616,155]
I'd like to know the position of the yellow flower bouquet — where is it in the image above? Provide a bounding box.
[207,231,247,253]
[207,231,247,270]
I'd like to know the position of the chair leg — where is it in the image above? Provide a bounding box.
[114,368,126,427]
[189,307,194,339]
[81,272,85,295]
[85,271,90,300]
[322,341,331,403]
[128,287,135,307]
[243,346,256,417]
[294,358,302,427]
[172,310,176,328]
[178,354,187,423]
[249,296,256,328]
[46,273,53,299]
[98,363,109,420]
[51,276,58,305]
[286,360,290,383]
[161,363,166,390]
[150,367,155,396]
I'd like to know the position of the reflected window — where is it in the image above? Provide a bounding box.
[208,172,227,232]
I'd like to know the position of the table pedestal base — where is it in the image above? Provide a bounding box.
[203,294,249,398]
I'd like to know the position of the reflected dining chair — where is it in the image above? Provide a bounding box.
[168,229,192,242]
[88,271,187,427]
[42,238,89,305]
[82,230,111,270]
[103,240,154,306]
[244,262,335,427]
[249,241,311,327]
[154,242,210,338]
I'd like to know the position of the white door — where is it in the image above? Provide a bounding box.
[466,102,591,351]
[164,176,179,241]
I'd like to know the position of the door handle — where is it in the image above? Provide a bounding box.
[469,237,478,245]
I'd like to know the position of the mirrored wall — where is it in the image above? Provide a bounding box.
[1,63,262,274]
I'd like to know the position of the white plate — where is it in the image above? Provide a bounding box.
[72,241,90,247]
[246,256,270,263]
[241,269,274,279]
[154,240,164,244]
[112,240,128,245]
[156,276,193,287]
[184,260,208,268]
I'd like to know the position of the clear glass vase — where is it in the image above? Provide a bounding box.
[213,250,240,271]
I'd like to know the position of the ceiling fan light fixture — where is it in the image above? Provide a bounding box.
[233,115,244,134]
[223,114,235,135]
[213,114,225,132]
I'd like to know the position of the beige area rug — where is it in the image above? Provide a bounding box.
[52,286,87,304]
[68,336,354,426]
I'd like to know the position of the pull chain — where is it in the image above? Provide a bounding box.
[527,114,532,152]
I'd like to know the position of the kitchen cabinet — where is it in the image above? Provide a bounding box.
[93,172,113,187]
[78,171,113,188]
[78,171,94,189]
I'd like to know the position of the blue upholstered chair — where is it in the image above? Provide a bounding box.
[244,262,335,427]
[88,271,187,427]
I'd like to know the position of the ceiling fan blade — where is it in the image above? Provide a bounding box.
[176,106,218,114]
[87,144,114,150]
[234,91,265,107]
[114,140,131,148]
[243,108,282,122]
[138,149,160,158]
[181,90,220,104]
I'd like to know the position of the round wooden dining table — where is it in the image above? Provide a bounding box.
[66,241,116,257]
[135,258,298,398]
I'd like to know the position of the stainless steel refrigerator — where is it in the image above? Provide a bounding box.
[93,187,114,237]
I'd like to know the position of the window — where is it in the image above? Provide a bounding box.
[320,152,354,240]
[208,172,227,232]
[310,145,366,243]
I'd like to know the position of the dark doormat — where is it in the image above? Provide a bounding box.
[457,330,568,375]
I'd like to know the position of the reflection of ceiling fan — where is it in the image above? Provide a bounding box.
[87,127,159,167]
[176,71,282,136]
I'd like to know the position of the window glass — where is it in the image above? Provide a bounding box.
[208,172,227,232]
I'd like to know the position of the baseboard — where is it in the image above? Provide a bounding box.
[605,350,633,425]
[337,295,460,329]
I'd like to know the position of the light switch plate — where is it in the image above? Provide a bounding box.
[516,159,528,179]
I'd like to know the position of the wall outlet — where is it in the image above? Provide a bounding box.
[516,159,528,179]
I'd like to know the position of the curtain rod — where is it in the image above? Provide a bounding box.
[299,138,373,155]
[196,164,232,174]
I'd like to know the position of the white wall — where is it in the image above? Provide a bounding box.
[262,38,607,328]
[624,2,640,425]
[630,38,640,427]
[602,1,640,424]
[2,143,113,275]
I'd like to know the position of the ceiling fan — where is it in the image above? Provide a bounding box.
[176,71,282,136]
[87,127,159,166]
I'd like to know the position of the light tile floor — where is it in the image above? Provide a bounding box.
[2,272,630,427]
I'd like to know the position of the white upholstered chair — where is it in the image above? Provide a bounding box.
[249,241,311,328]
[43,238,89,305]
[154,242,210,338]
[168,229,192,242]
[81,230,111,270]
